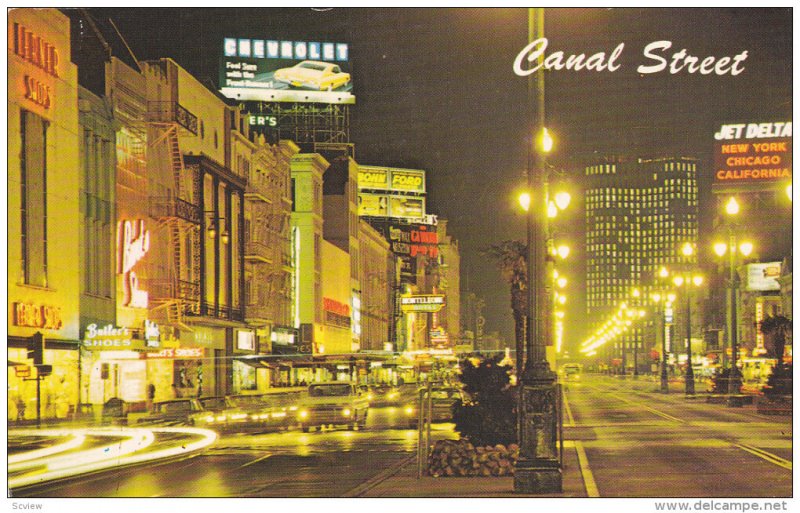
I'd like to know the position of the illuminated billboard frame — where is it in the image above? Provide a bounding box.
[746,262,782,292]
[358,166,426,194]
[219,38,354,104]
[713,122,792,185]
[358,193,426,220]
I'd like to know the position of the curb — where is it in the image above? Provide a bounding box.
[342,454,416,497]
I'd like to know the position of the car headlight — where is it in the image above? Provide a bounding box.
[215,415,227,422]
[342,408,351,416]
[203,415,215,424]
[230,413,247,421]
[299,410,309,419]
[272,411,287,419]
[404,406,415,415]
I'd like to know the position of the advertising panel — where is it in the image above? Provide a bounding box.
[219,38,354,104]
[389,195,425,220]
[401,295,446,313]
[713,122,792,185]
[745,262,782,291]
[357,193,388,217]
[357,166,426,194]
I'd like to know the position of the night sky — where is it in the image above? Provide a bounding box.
[85,7,793,347]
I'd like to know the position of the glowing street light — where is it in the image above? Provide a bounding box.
[554,191,571,211]
[725,197,740,216]
[519,191,532,212]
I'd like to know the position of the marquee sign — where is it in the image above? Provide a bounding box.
[401,295,446,313]
[12,22,60,110]
[83,324,146,351]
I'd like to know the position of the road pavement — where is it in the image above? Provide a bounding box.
[8,375,792,498]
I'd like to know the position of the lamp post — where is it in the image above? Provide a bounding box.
[673,243,703,396]
[514,6,563,494]
[652,267,675,393]
[713,197,753,402]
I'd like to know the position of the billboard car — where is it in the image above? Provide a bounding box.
[220,38,354,104]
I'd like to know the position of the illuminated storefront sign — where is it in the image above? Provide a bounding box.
[83,324,146,351]
[386,223,439,258]
[144,320,160,348]
[237,330,256,351]
[323,297,351,328]
[143,347,206,359]
[746,262,781,291]
[12,23,60,110]
[713,122,792,183]
[358,167,389,189]
[249,114,278,127]
[13,302,62,330]
[219,37,353,104]
[401,295,446,313]
[118,219,150,308]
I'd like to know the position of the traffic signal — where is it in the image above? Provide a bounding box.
[36,364,53,377]
[27,332,44,365]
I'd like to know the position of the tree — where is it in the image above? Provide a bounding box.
[452,354,517,446]
[483,240,527,374]
[759,315,792,365]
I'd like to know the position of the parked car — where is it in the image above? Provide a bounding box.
[561,364,582,382]
[360,384,403,407]
[403,386,463,428]
[138,398,205,425]
[273,60,351,91]
[296,382,368,432]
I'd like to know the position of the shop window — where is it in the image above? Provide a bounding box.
[20,109,48,286]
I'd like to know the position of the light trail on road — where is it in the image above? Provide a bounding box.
[9,426,217,489]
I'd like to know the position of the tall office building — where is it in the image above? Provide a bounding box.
[584,156,699,371]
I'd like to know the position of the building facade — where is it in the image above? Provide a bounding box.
[584,156,700,371]
[8,9,82,421]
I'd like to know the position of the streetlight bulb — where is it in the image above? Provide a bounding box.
[557,244,570,259]
[632,288,641,298]
[739,241,753,257]
[652,293,662,303]
[539,127,554,153]
[667,293,676,303]
[519,192,531,212]
[659,267,669,278]
[558,295,567,305]
[673,276,685,287]
[692,275,704,287]
[681,242,694,257]
[713,242,728,257]
[725,197,740,216]
[638,309,646,318]
[557,277,567,288]
[555,191,571,210]
[547,201,558,218]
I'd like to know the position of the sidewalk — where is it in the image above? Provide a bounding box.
[353,442,589,498]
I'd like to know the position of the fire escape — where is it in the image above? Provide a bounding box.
[146,100,201,331]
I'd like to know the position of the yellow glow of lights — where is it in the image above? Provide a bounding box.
[713,242,728,256]
[652,293,662,303]
[673,276,684,286]
[547,201,558,218]
[557,295,567,305]
[659,267,669,278]
[519,192,531,212]
[557,245,570,259]
[681,242,694,257]
[692,275,704,286]
[557,277,567,288]
[539,127,554,153]
[739,241,753,256]
[667,293,676,303]
[555,191,571,210]
[725,197,740,216]
[632,288,641,298]
[787,182,792,202]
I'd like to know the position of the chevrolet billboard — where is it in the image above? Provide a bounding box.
[219,38,354,104]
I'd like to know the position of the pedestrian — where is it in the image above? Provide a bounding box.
[147,383,156,412]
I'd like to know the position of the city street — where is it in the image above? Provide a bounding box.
[9,375,792,498]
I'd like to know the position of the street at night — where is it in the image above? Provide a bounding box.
[5,5,794,508]
[9,377,792,498]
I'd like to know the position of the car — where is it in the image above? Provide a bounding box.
[403,386,463,428]
[273,60,351,91]
[191,396,256,432]
[296,382,369,432]
[561,364,582,382]
[138,398,205,425]
[362,384,403,407]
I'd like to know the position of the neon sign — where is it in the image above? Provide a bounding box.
[118,219,150,308]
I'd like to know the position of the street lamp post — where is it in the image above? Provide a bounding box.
[514,6,563,495]
[713,197,753,404]
[674,243,702,396]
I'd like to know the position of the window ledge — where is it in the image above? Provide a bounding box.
[16,282,55,293]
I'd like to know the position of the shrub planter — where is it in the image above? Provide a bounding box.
[427,439,519,477]
[756,395,792,416]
